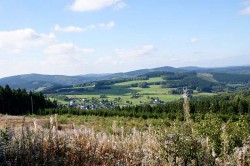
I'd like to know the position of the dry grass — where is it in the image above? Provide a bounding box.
[1,88,250,165]
[0,114,250,165]
[0,115,163,165]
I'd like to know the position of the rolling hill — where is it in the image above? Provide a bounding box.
[0,65,250,91]
[0,74,101,91]
[45,70,250,106]
[180,65,250,74]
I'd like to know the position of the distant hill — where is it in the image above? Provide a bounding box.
[101,66,185,79]
[101,65,250,80]
[180,66,250,74]
[0,65,250,91]
[44,69,250,95]
[78,73,111,78]
[0,74,102,91]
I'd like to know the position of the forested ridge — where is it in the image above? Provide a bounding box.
[48,71,250,94]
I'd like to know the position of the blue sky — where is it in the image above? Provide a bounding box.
[0,0,250,77]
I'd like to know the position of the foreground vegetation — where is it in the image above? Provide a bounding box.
[1,90,250,165]
[1,86,250,165]
[0,113,250,165]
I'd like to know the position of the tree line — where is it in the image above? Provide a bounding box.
[2,83,250,118]
[0,85,57,115]
[42,90,250,121]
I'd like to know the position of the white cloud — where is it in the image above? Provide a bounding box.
[240,6,250,14]
[54,24,86,32]
[40,43,95,74]
[115,45,156,58]
[70,0,126,12]
[0,28,55,53]
[240,1,250,15]
[115,1,126,9]
[190,37,199,43]
[95,56,119,65]
[98,21,115,30]
[54,21,115,32]
[44,43,94,55]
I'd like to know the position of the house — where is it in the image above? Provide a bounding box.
[57,102,62,106]
[82,98,87,102]
[69,100,77,106]
[80,105,86,110]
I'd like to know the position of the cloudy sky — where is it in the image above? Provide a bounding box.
[0,0,250,78]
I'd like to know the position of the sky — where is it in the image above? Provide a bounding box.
[0,0,250,78]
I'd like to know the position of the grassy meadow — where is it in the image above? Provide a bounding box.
[1,111,250,165]
[57,77,215,105]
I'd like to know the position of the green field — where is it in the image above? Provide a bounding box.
[66,94,181,105]
[197,73,217,82]
[114,77,164,86]
[65,80,213,105]
[50,77,216,105]
[49,97,68,104]
[67,79,182,105]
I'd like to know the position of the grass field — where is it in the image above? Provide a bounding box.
[0,114,249,165]
[197,73,218,82]
[49,77,215,105]
[66,84,182,105]
[66,94,181,105]
[65,87,214,105]
[114,77,165,86]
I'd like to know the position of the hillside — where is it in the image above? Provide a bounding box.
[102,66,185,79]
[181,65,250,74]
[45,70,250,107]
[0,74,101,91]
[1,65,250,91]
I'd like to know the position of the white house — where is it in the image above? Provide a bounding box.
[69,100,77,106]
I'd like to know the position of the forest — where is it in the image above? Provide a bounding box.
[0,85,57,115]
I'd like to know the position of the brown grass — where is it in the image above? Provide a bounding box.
[0,114,250,165]
[0,115,164,165]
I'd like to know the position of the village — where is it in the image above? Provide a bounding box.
[57,95,165,110]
